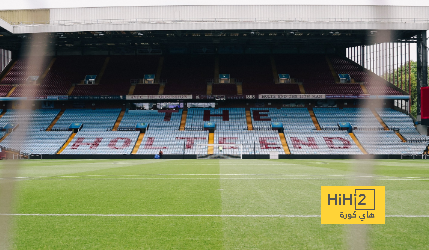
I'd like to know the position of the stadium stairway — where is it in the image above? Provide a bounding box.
[308,109,321,130]
[371,109,389,130]
[112,109,126,131]
[57,132,77,154]
[155,56,164,83]
[0,60,17,82]
[0,131,11,143]
[95,57,110,85]
[6,86,16,97]
[67,85,75,95]
[158,84,165,95]
[270,55,279,84]
[208,132,214,154]
[298,83,305,94]
[207,83,212,95]
[326,56,340,83]
[46,110,65,131]
[395,131,407,142]
[246,109,253,130]
[132,133,145,154]
[180,110,187,131]
[128,85,136,95]
[40,58,56,81]
[0,109,7,119]
[360,83,369,94]
[236,83,243,95]
[349,132,368,154]
[279,132,291,154]
[214,55,219,83]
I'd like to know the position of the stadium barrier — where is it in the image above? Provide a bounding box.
[28,154,421,160]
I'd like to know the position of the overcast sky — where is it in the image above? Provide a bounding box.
[2,0,429,10]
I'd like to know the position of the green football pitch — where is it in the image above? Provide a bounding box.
[1,159,428,249]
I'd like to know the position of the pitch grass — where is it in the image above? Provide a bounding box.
[0,159,427,249]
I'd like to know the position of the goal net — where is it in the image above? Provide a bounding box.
[196,144,243,159]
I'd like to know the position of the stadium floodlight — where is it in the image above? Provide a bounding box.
[196,143,242,159]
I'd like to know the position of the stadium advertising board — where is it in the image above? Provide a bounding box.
[195,95,226,100]
[325,94,370,99]
[259,94,325,99]
[195,95,254,100]
[126,95,193,100]
[47,95,69,100]
[68,96,124,100]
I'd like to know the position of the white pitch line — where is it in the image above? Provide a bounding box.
[377,179,427,181]
[142,174,310,176]
[175,164,298,166]
[12,177,429,181]
[385,215,429,218]
[0,214,320,218]
[65,177,429,181]
[0,214,427,218]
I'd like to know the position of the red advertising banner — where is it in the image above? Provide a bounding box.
[422,87,429,120]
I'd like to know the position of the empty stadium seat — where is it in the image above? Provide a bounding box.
[137,130,209,155]
[251,108,315,131]
[285,130,363,155]
[313,108,382,130]
[376,108,429,143]
[0,131,72,154]
[214,130,284,155]
[185,108,247,131]
[52,109,121,131]
[354,130,426,155]
[0,109,60,132]
[119,109,182,130]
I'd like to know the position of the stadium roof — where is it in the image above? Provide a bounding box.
[0,5,427,54]
[1,5,429,33]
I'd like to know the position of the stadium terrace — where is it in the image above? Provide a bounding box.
[0,5,427,159]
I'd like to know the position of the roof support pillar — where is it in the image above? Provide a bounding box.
[417,30,427,116]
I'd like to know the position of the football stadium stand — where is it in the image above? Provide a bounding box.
[0,53,410,98]
[0,105,425,157]
[0,5,428,160]
[0,54,424,158]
